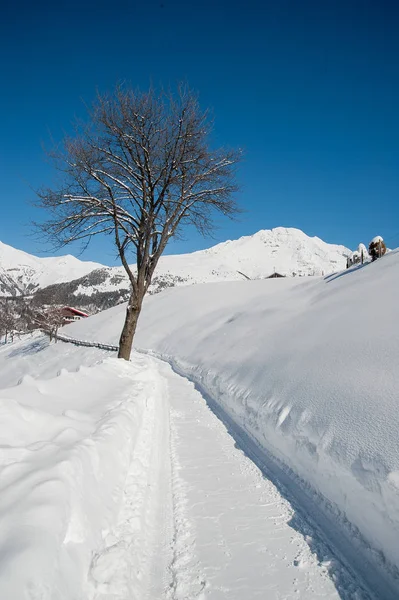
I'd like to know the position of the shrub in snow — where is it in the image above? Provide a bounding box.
[368,236,386,261]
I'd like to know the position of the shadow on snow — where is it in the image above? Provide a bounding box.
[7,337,50,358]
[160,357,399,600]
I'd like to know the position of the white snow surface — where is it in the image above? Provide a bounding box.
[152,226,349,281]
[370,236,384,244]
[0,336,165,599]
[0,334,356,599]
[0,240,102,293]
[1,245,398,598]
[65,249,399,596]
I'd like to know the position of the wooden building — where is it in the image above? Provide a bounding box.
[60,306,89,323]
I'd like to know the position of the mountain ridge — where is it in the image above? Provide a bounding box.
[0,228,351,310]
[0,240,103,296]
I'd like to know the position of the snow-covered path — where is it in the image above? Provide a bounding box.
[87,354,172,600]
[0,336,378,598]
[84,353,355,599]
[153,358,372,600]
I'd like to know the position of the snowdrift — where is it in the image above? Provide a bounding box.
[66,250,399,590]
[0,337,159,598]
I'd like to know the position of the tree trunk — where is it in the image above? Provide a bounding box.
[118,290,143,360]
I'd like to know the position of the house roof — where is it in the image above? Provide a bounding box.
[63,306,89,317]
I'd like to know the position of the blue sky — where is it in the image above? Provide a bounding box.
[1,0,399,265]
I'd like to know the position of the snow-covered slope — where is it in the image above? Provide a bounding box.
[0,240,103,295]
[155,226,349,282]
[0,339,155,599]
[0,335,364,599]
[0,250,397,598]
[0,264,23,296]
[66,250,399,596]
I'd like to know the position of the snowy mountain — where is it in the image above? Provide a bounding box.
[1,228,350,309]
[0,240,103,296]
[153,226,350,282]
[0,264,23,296]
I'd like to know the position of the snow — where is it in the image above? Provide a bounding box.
[370,236,384,244]
[155,227,349,281]
[0,240,103,294]
[1,244,398,598]
[358,243,369,257]
[0,334,371,599]
[0,332,110,389]
[0,337,162,599]
[66,248,399,597]
[157,359,350,599]
[149,226,350,286]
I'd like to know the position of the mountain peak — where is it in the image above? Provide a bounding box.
[0,241,103,296]
[158,227,349,281]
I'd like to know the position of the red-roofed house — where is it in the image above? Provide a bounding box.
[60,307,89,323]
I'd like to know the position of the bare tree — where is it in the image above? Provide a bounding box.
[37,84,241,359]
[33,306,65,342]
[0,300,17,343]
[0,300,6,342]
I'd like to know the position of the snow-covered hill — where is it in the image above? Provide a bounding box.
[65,250,399,597]
[0,240,103,296]
[0,250,398,598]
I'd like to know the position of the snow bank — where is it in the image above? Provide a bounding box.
[67,249,399,592]
[0,345,157,599]
[0,331,111,389]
